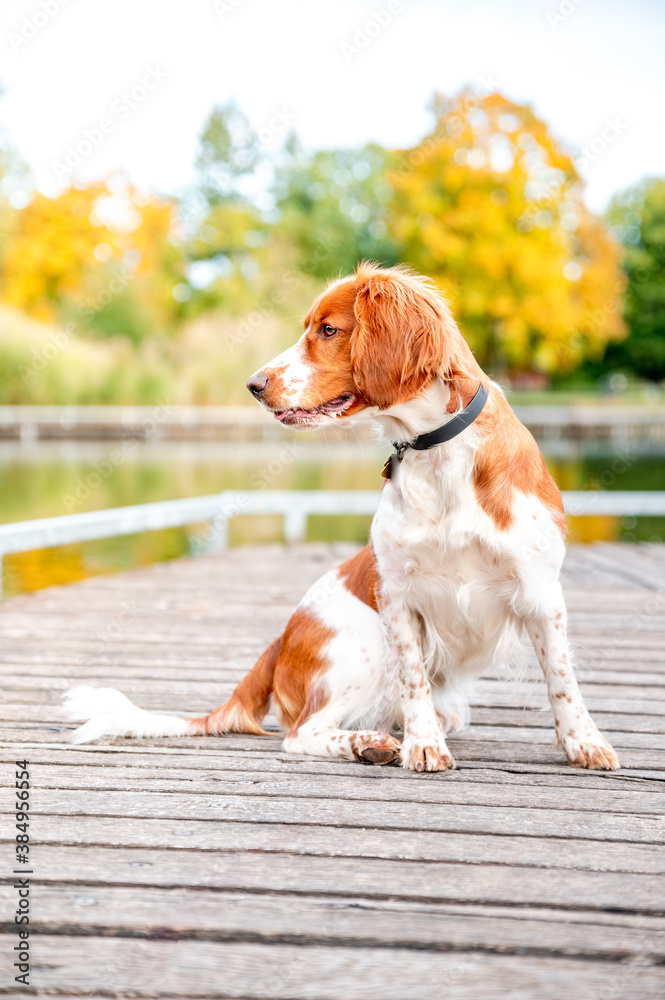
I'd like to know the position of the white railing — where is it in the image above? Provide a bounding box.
[1,489,664,598]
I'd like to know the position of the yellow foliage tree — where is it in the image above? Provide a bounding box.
[90,181,183,333]
[0,178,182,333]
[387,90,626,376]
[1,184,113,322]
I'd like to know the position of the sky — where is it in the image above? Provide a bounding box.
[0,0,663,213]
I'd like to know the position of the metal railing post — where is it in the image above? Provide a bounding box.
[206,515,229,553]
[283,508,308,544]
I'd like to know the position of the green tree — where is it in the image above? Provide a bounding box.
[274,139,400,279]
[195,101,260,205]
[182,103,267,314]
[604,178,665,381]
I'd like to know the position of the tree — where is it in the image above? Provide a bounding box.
[182,103,268,314]
[604,178,665,381]
[0,178,183,337]
[195,101,260,205]
[275,140,399,279]
[1,183,113,322]
[386,90,626,377]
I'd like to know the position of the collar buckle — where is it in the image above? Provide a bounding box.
[383,383,489,482]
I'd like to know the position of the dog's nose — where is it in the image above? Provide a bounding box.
[247,373,268,397]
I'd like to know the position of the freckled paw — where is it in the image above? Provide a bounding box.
[352,733,401,766]
[401,739,455,773]
[563,734,620,771]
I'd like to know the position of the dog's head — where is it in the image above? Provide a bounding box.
[247,263,476,428]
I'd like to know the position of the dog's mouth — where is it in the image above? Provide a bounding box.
[272,393,357,426]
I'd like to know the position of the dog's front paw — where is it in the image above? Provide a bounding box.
[561,729,620,771]
[401,734,455,772]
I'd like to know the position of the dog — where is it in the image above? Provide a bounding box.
[65,262,619,772]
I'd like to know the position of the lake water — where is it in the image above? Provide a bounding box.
[1,438,664,597]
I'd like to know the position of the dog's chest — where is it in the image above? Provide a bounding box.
[371,446,516,663]
[374,505,510,616]
[372,441,494,579]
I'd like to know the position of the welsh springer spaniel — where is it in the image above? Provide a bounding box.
[66,263,619,772]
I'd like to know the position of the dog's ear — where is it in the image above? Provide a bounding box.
[350,271,449,409]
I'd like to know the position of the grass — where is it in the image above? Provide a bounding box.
[0,304,662,407]
[0,305,303,405]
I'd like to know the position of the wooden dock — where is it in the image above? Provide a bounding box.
[1,542,664,998]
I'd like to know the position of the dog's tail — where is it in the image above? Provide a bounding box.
[188,636,281,737]
[64,636,282,744]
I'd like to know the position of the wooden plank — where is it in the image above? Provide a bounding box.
[8,787,665,843]
[567,545,665,590]
[4,702,665,736]
[2,726,665,772]
[5,658,665,682]
[3,761,662,814]
[594,542,665,588]
[1,884,663,960]
[5,750,661,790]
[5,675,665,712]
[9,936,665,998]
[1,814,662,875]
[7,845,665,912]
[5,725,665,769]
[1,743,660,790]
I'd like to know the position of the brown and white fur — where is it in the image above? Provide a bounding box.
[65,263,618,772]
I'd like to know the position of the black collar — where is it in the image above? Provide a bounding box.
[382,383,489,480]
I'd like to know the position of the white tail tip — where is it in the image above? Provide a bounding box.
[63,685,191,744]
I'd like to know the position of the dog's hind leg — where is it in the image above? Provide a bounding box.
[283,706,400,764]
[431,682,472,734]
[280,641,401,764]
[279,568,400,764]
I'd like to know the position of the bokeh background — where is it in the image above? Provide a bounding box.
[0,0,664,594]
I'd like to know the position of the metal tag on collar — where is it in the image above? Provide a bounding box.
[381,442,408,481]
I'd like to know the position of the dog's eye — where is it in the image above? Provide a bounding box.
[320,324,338,338]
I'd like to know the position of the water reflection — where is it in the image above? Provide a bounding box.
[1,439,663,597]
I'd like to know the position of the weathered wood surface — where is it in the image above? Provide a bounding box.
[0,541,664,998]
